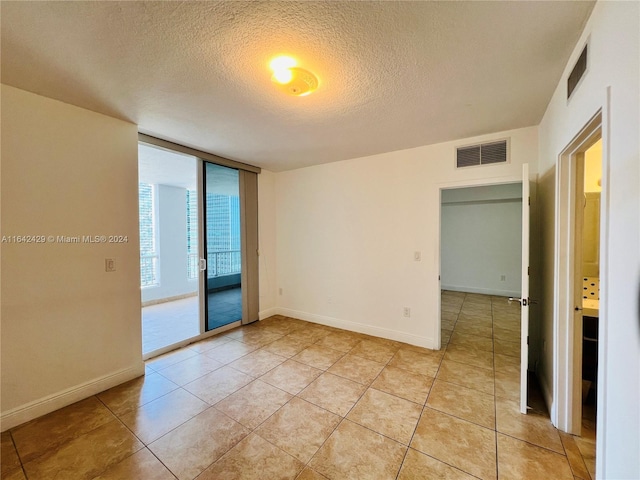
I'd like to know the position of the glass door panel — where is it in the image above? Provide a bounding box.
[203,163,242,331]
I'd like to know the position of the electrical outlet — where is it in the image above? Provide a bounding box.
[105,258,116,272]
[500,274,506,281]
[279,288,283,296]
[403,307,411,318]
[327,296,333,305]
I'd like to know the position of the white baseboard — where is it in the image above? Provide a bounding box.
[259,307,279,320]
[1,362,145,431]
[276,307,436,350]
[441,284,520,298]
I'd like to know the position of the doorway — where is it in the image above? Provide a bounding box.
[138,143,200,355]
[554,113,603,477]
[137,135,261,359]
[439,177,536,411]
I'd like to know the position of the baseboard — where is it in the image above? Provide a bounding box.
[441,284,520,298]
[259,307,279,320]
[1,362,145,431]
[276,307,436,350]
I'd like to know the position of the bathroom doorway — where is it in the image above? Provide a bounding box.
[554,111,604,477]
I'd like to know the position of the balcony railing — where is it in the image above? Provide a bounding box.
[140,253,159,287]
[187,250,241,279]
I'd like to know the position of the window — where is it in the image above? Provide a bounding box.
[186,189,199,280]
[139,183,158,287]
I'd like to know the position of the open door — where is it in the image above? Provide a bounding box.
[519,163,531,413]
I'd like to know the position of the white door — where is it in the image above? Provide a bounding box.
[520,163,530,414]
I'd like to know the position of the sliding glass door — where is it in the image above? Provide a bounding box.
[203,163,243,331]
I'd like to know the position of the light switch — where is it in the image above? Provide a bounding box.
[105,258,116,272]
[414,251,421,261]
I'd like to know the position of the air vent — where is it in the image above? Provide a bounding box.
[568,43,588,99]
[456,140,508,168]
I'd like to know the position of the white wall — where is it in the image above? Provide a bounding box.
[441,184,522,297]
[274,126,537,348]
[0,85,144,429]
[537,1,640,477]
[141,184,197,303]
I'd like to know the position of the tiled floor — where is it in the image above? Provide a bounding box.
[2,292,596,479]
[142,288,242,354]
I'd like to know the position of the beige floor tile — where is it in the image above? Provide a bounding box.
[574,435,596,479]
[495,397,564,453]
[93,447,175,480]
[149,407,249,480]
[454,321,493,338]
[183,365,253,405]
[371,365,433,405]
[23,420,143,480]
[497,433,573,480]
[441,318,457,330]
[315,331,362,352]
[146,348,199,371]
[456,314,493,328]
[461,307,493,318]
[427,380,495,429]
[559,432,592,480]
[441,311,459,323]
[285,327,332,344]
[348,339,399,364]
[1,431,21,474]
[262,336,313,357]
[398,448,476,479]
[292,344,345,370]
[11,396,117,463]
[388,348,443,377]
[215,379,292,429]
[444,343,494,371]
[411,408,497,480]
[203,340,258,364]
[494,353,520,372]
[347,388,422,445]
[327,354,385,385]
[299,373,366,417]
[256,397,340,463]
[494,338,520,358]
[227,327,283,347]
[494,369,520,400]
[441,328,453,344]
[437,359,495,395]
[493,325,520,343]
[155,354,224,386]
[449,332,494,352]
[295,467,329,479]
[442,303,463,314]
[310,420,406,480]
[260,359,323,395]
[188,333,234,353]
[1,468,26,480]
[98,373,179,416]
[119,388,209,444]
[228,349,287,377]
[197,433,304,480]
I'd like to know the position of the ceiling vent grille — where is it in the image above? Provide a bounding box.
[456,140,508,168]
[568,43,588,99]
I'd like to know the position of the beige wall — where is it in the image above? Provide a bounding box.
[1,85,144,429]
[274,126,537,348]
[537,1,640,477]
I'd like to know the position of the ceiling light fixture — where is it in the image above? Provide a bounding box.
[269,56,318,97]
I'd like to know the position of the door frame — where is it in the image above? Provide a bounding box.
[436,174,525,352]
[553,108,606,436]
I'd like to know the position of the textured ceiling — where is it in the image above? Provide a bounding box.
[1,1,594,172]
